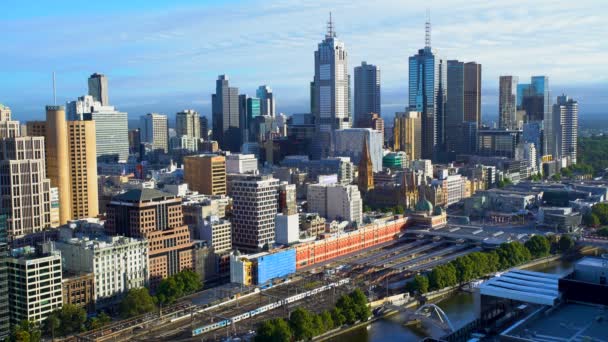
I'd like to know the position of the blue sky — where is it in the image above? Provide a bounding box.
[1,0,607,123]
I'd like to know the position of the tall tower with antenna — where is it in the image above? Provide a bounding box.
[425,9,431,48]
[312,12,351,159]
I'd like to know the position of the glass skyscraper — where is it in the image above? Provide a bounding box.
[408,34,446,160]
[518,76,552,155]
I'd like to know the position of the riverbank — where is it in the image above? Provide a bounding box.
[322,253,572,341]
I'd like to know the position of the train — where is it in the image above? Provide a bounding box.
[192,278,350,336]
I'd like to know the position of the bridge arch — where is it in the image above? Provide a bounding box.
[414,303,455,332]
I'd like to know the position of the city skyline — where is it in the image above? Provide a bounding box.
[1,1,607,121]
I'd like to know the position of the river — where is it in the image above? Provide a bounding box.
[330,259,574,342]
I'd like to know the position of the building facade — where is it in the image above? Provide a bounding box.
[256,85,276,117]
[393,111,422,160]
[312,15,351,158]
[105,189,193,288]
[445,61,481,155]
[333,128,383,172]
[176,109,201,140]
[499,76,518,130]
[184,154,227,195]
[553,95,578,164]
[140,113,168,153]
[229,175,279,252]
[354,62,381,127]
[212,75,240,152]
[7,245,63,325]
[88,73,109,106]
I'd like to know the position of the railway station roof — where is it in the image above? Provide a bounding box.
[479,269,562,306]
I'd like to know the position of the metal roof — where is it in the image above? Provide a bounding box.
[479,269,562,306]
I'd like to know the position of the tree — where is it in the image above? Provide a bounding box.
[86,311,112,331]
[9,320,41,342]
[558,235,575,253]
[255,318,292,342]
[155,269,202,305]
[320,310,335,332]
[330,307,346,327]
[120,288,156,318]
[598,227,608,237]
[551,173,561,181]
[44,304,87,337]
[407,275,429,294]
[583,213,601,227]
[525,235,551,258]
[591,203,608,225]
[349,289,371,321]
[289,308,316,341]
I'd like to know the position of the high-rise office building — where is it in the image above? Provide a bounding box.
[184,154,227,195]
[553,95,578,164]
[229,175,279,252]
[105,189,193,288]
[238,95,261,143]
[33,106,99,223]
[67,95,129,162]
[0,135,52,238]
[7,245,63,325]
[307,183,362,225]
[140,113,168,153]
[88,73,109,106]
[212,75,240,152]
[67,121,99,219]
[200,116,209,140]
[393,111,422,160]
[176,109,201,140]
[312,14,351,158]
[256,85,276,117]
[445,61,481,155]
[44,106,73,224]
[0,104,11,122]
[518,76,551,155]
[128,129,141,154]
[409,19,446,159]
[499,76,518,129]
[354,62,381,127]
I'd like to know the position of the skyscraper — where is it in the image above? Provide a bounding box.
[45,106,72,224]
[67,95,129,162]
[229,175,279,252]
[312,13,351,158]
[499,76,518,130]
[256,85,276,117]
[239,95,261,143]
[0,104,20,139]
[67,120,99,219]
[354,62,381,127]
[0,135,52,238]
[212,75,240,152]
[518,76,551,155]
[553,95,578,164]
[88,73,109,106]
[176,109,201,140]
[445,60,481,155]
[408,18,446,160]
[200,116,209,140]
[0,243,8,339]
[140,113,168,153]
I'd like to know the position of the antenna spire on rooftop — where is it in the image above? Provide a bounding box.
[425,8,431,48]
[326,12,336,38]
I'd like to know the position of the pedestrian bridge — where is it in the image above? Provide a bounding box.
[382,303,455,333]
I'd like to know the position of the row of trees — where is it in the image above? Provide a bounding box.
[407,236,574,294]
[255,289,371,341]
[120,269,202,318]
[583,203,608,227]
[363,205,406,215]
[7,306,112,341]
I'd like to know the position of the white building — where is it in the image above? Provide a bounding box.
[54,234,148,305]
[66,95,129,162]
[275,214,299,245]
[199,217,232,253]
[7,245,63,325]
[140,113,168,153]
[176,109,201,139]
[333,128,383,172]
[226,153,258,174]
[307,183,362,225]
[229,175,279,252]
[412,159,433,179]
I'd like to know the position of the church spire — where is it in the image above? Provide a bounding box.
[358,137,374,193]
